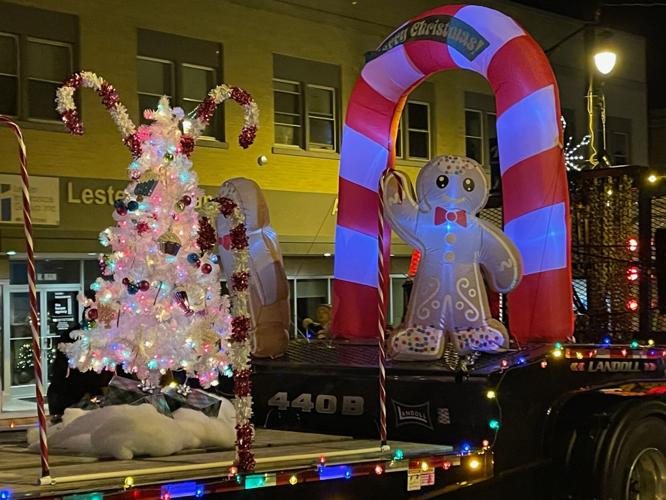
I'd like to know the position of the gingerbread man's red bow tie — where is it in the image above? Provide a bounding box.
[434,207,467,227]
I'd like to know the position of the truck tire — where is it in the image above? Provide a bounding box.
[554,399,666,500]
[600,415,666,500]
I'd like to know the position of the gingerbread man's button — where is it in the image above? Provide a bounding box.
[446,234,456,244]
[445,251,455,262]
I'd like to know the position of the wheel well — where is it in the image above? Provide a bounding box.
[546,391,666,498]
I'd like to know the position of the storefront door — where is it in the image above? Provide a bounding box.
[2,284,80,409]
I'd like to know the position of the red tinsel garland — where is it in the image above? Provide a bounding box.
[197,216,217,253]
[216,196,255,472]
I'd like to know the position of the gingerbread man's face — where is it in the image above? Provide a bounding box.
[416,155,488,214]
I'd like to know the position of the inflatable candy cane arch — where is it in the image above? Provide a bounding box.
[332,5,573,343]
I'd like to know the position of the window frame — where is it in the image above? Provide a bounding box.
[273,77,303,149]
[0,32,74,124]
[272,79,338,152]
[271,54,341,156]
[137,30,225,143]
[405,100,431,161]
[610,130,630,165]
[464,108,484,163]
[136,54,175,103]
[0,32,20,119]
[305,83,337,152]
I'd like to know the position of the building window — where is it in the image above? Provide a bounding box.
[0,4,77,122]
[138,30,223,140]
[273,79,302,147]
[273,54,341,153]
[610,131,630,164]
[606,116,632,165]
[464,93,500,190]
[395,101,431,160]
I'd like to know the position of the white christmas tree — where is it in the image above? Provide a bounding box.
[55,71,258,387]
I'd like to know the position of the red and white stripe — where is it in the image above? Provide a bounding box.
[0,116,51,482]
[332,5,573,344]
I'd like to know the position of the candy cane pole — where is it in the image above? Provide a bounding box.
[377,173,389,450]
[0,116,50,483]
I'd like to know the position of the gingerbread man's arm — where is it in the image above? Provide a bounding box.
[381,170,423,251]
[478,219,522,293]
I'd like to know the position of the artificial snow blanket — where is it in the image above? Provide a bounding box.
[27,399,235,459]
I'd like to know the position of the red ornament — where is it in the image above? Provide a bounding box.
[231,316,251,342]
[99,82,119,110]
[123,133,142,158]
[62,109,83,135]
[237,449,256,473]
[230,86,252,106]
[136,221,150,235]
[233,369,252,397]
[180,135,195,157]
[139,280,150,291]
[201,263,212,274]
[181,195,192,206]
[197,217,217,252]
[122,277,130,285]
[64,72,83,88]
[230,224,249,250]
[195,96,217,124]
[214,197,237,217]
[116,206,127,216]
[238,125,257,149]
[232,271,249,291]
[87,308,99,320]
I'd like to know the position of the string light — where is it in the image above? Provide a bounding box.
[627,237,639,252]
[468,458,481,471]
[123,476,135,489]
[626,298,639,312]
[486,390,496,399]
[562,117,591,171]
[289,475,298,485]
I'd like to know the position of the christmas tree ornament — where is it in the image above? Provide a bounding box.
[139,280,150,292]
[181,195,192,206]
[87,308,99,320]
[127,200,139,212]
[134,171,160,197]
[187,253,200,264]
[158,229,182,256]
[136,221,150,235]
[201,263,212,274]
[174,287,193,316]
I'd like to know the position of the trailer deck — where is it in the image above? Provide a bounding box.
[0,427,487,498]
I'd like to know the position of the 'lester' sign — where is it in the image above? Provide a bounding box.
[365,15,489,62]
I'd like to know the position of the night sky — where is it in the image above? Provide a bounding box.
[511,0,666,108]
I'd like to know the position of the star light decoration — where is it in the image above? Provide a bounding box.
[561,116,591,171]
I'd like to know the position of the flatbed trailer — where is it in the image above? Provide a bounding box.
[0,427,490,499]
[3,340,666,499]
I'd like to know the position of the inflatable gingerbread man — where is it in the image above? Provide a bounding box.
[216,178,290,358]
[383,155,522,358]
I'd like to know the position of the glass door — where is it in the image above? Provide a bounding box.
[3,285,80,404]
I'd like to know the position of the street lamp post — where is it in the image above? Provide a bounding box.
[586,29,617,168]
